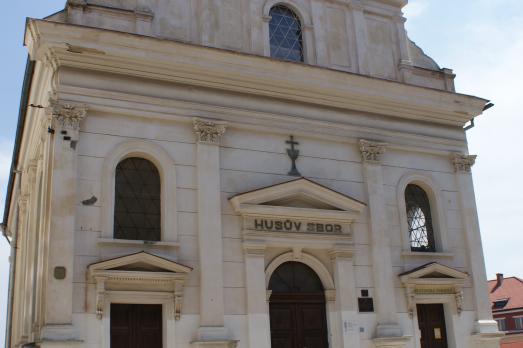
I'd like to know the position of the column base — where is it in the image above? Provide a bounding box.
[40,325,81,342]
[191,340,238,348]
[37,339,84,348]
[376,323,403,338]
[475,319,501,334]
[192,327,238,348]
[373,336,411,348]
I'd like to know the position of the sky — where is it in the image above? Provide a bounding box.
[0,0,521,343]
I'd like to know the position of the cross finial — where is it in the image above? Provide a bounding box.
[286,135,301,176]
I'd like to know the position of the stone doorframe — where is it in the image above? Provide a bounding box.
[231,177,366,348]
[399,262,469,348]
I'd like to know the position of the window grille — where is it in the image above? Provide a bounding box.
[269,5,304,62]
[114,157,161,241]
[269,262,323,293]
[405,184,435,252]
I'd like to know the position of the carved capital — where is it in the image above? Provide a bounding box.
[193,119,226,145]
[359,139,387,164]
[452,153,477,173]
[46,97,88,132]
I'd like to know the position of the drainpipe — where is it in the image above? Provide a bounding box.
[4,170,21,348]
[465,102,494,131]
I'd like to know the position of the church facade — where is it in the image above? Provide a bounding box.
[2,1,503,348]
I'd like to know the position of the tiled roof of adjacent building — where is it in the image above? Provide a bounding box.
[489,274,523,312]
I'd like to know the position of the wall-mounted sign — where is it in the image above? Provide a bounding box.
[245,217,347,234]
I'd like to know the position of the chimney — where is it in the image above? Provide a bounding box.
[496,273,504,287]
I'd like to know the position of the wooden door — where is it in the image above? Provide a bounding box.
[111,304,162,348]
[270,294,329,348]
[417,304,448,348]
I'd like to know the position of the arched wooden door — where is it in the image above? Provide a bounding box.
[268,262,329,348]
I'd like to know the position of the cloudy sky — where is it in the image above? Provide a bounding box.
[0,0,521,343]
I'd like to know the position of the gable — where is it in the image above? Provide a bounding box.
[229,178,365,222]
[400,262,468,284]
[88,251,192,277]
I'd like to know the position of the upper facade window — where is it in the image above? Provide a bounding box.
[114,157,161,241]
[269,5,304,62]
[405,184,435,252]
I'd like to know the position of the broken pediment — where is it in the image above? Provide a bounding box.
[87,252,192,320]
[229,178,365,222]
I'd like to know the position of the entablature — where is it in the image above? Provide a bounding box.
[25,19,488,128]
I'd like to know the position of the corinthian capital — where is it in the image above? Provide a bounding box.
[359,139,387,164]
[46,97,88,131]
[193,119,227,145]
[452,153,477,173]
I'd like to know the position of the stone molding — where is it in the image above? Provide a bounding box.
[46,98,88,131]
[452,153,477,173]
[400,262,468,317]
[88,252,192,320]
[359,139,388,164]
[193,119,227,145]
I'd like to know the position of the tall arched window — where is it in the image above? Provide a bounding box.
[114,157,161,241]
[269,5,304,62]
[405,184,435,252]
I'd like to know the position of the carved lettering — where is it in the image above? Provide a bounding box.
[252,218,343,234]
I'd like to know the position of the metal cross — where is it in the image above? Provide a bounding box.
[286,135,301,176]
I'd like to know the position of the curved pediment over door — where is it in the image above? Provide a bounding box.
[229,178,366,247]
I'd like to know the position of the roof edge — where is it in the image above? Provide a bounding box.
[2,58,35,234]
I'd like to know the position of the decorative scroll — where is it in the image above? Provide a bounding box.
[95,277,107,319]
[452,153,477,173]
[359,140,387,164]
[193,119,226,145]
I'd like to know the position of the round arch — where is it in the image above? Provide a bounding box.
[265,252,335,291]
[262,0,312,26]
[101,140,178,242]
[396,172,448,253]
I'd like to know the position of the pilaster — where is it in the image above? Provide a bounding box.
[329,247,360,348]
[41,97,86,341]
[359,140,406,344]
[243,244,271,348]
[350,1,370,75]
[451,154,503,344]
[192,119,235,347]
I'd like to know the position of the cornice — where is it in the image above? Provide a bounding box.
[25,19,489,128]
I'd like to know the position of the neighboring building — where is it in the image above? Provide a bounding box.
[1,1,503,348]
[489,274,523,348]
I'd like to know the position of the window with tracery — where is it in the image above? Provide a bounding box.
[269,5,304,62]
[114,157,161,241]
[405,184,435,252]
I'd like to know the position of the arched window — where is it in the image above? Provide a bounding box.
[114,157,161,241]
[269,5,304,62]
[405,184,435,252]
[269,261,324,294]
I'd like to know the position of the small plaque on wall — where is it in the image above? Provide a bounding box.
[358,297,374,313]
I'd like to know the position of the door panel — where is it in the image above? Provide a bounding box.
[417,304,448,348]
[270,297,328,348]
[111,304,162,348]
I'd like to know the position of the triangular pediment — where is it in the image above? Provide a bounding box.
[400,262,468,283]
[229,178,365,222]
[88,252,192,276]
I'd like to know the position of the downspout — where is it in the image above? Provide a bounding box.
[3,58,35,348]
[464,102,494,131]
